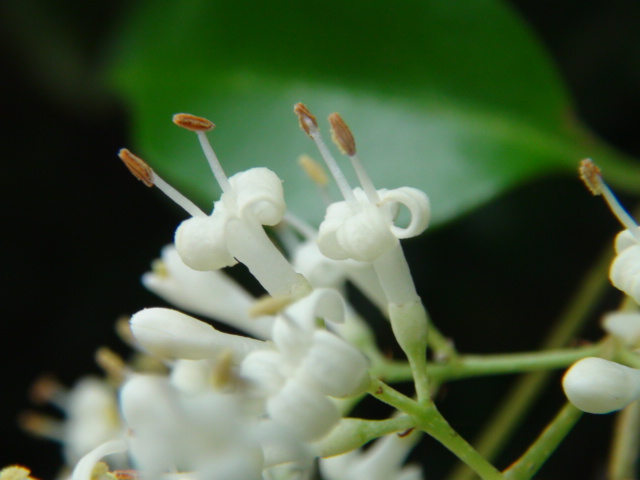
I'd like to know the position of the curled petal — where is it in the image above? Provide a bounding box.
[610,245,640,304]
[318,201,397,262]
[380,187,430,239]
[298,330,369,398]
[286,288,347,327]
[71,439,128,480]
[562,357,640,414]
[174,210,236,271]
[229,167,286,226]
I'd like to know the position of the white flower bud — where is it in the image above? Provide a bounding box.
[130,308,265,361]
[562,357,640,414]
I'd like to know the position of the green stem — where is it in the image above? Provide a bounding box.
[608,400,640,480]
[316,415,416,457]
[368,379,503,480]
[429,343,603,382]
[503,403,582,480]
[447,244,612,480]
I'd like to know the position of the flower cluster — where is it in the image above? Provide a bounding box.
[28,105,430,480]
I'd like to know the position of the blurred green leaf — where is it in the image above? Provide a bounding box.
[107,0,639,226]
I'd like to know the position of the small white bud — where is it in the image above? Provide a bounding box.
[175,212,237,271]
[562,357,640,414]
[130,308,265,361]
[610,244,640,304]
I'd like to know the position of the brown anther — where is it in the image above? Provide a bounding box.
[112,470,140,480]
[115,316,136,347]
[298,155,329,186]
[118,149,154,187]
[293,103,318,137]
[328,113,356,156]
[29,375,63,405]
[397,427,415,438]
[579,158,603,196]
[172,113,215,132]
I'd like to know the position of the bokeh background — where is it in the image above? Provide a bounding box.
[1,1,639,478]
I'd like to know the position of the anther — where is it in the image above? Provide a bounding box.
[329,113,356,156]
[579,158,640,243]
[298,155,329,186]
[579,158,603,195]
[172,113,215,132]
[118,149,154,187]
[294,103,318,137]
[248,294,293,318]
[95,347,127,383]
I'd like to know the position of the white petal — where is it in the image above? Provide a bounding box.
[267,379,340,441]
[298,330,369,398]
[240,349,287,395]
[563,357,640,414]
[285,288,347,326]
[130,308,265,361]
[615,228,640,253]
[380,187,430,239]
[318,202,398,262]
[229,167,286,226]
[601,311,640,347]
[610,245,640,304]
[143,245,273,339]
[71,439,128,480]
[174,210,236,271]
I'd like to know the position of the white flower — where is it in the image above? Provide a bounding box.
[143,245,274,339]
[241,290,370,441]
[562,357,640,414]
[120,374,264,480]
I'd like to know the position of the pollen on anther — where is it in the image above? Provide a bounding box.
[579,158,603,196]
[294,102,318,137]
[172,113,215,132]
[118,149,154,187]
[329,113,356,156]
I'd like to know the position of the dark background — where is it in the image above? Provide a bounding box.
[0,1,639,478]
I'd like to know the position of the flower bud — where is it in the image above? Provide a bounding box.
[130,308,264,361]
[562,357,640,414]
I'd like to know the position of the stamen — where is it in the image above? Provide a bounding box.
[118,149,206,218]
[329,113,380,203]
[293,103,356,205]
[172,113,232,194]
[17,411,64,441]
[118,148,153,187]
[95,347,127,383]
[293,103,318,137]
[328,113,355,156]
[579,159,640,242]
[172,113,215,132]
[211,349,236,389]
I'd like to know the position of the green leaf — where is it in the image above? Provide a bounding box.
[107,0,639,226]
